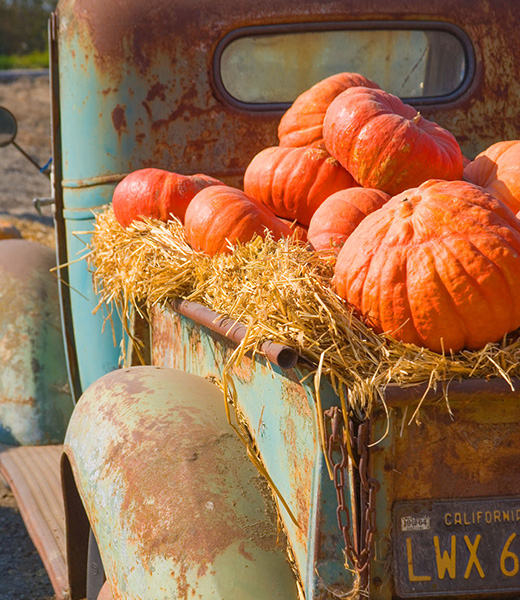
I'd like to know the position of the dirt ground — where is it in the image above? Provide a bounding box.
[0,74,57,600]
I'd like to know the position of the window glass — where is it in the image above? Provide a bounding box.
[219,29,467,103]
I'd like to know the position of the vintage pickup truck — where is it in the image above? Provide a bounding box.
[1,0,520,599]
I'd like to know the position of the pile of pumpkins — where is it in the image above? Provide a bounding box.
[112,72,520,355]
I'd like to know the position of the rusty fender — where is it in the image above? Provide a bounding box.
[64,365,299,600]
[0,239,73,445]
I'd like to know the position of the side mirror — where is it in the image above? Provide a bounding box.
[0,106,17,148]
[0,106,50,178]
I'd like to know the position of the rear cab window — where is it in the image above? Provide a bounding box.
[215,22,473,109]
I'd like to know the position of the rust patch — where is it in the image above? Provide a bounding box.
[111,105,127,134]
[228,352,255,384]
[248,474,285,552]
[61,0,219,77]
[282,398,312,544]
[145,82,167,103]
[150,307,185,370]
[150,84,200,132]
[101,87,118,96]
[141,101,152,119]
[185,322,204,372]
[390,396,520,500]
[73,368,152,425]
[109,409,265,584]
[238,541,255,561]
[0,394,36,407]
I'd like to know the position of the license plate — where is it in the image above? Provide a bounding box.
[393,496,520,597]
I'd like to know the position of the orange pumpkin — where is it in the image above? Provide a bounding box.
[112,168,222,227]
[463,140,520,214]
[243,145,356,226]
[333,179,520,353]
[308,187,390,254]
[184,185,292,255]
[323,87,464,195]
[278,72,380,148]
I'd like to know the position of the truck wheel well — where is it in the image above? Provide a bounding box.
[61,452,90,600]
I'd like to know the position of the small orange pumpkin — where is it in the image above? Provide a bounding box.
[112,168,223,227]
[333,179,520,353]
[184,185,292,255]
[243,145,357,226]
[308,187,390,254]
[278,72,380,148]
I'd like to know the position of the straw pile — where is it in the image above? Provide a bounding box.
[88,205,520,420]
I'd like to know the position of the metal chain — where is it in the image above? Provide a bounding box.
[324,406,380,575]
[325,406,358,568]
[355,421,381,573]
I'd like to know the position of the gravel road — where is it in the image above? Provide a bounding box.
[0,73,57,600]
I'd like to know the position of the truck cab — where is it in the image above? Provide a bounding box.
[1,1,520,599]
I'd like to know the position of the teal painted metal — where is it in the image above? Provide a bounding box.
[53,0,291,393]
[65,366,300,599]
[0,240,74,445]
[57,26,126,391]
[57,36,141,194]
[151,305,357,598]
[63,210,122,392]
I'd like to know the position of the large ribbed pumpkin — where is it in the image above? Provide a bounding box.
[333,179,520,353]
[112,168,222,227]
[184,185,292,255]
[243,145,356,226]
[464,140,520,214]
[323,87,464,196]
[308,187,390,254]
[277,72,380,148]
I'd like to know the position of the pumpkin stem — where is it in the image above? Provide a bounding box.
[412,112,422,124]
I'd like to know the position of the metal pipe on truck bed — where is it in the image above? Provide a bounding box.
[170,298,300,370]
